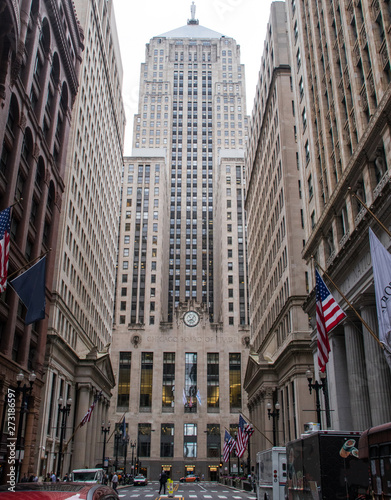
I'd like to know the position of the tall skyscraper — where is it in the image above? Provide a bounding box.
[35,0,125,477]
[110,4,250,479]
[244,2,313,452]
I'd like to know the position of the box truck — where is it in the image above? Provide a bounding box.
[285,430,369,499]
[256,447,287,500]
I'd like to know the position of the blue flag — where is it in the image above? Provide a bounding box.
[10,256,46,325]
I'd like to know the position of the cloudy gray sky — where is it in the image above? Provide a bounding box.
[112,0,274,154]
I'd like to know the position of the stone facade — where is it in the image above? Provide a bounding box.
[244,1,314,456]
[109,9,251,481]
[0,0,83,483]
[287,0,391,430]
[35,0,125,478]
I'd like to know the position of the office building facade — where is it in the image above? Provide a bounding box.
[0,0,84,482]
[287,0,391,430]
[109,7,250,480]
[35,0,125,477]
[244,2,314,454]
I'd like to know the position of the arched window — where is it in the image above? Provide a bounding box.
[0,94,19,178]
[21,128,34,165]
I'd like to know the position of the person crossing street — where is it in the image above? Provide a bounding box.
[159,470,168,494]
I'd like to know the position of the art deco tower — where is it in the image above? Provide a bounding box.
[110,4,250,480]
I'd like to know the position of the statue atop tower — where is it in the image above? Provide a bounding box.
[187,1,199,25]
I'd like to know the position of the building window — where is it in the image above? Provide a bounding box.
[305,140,310,164]
[308,174,313,199]
[229,353,241,411]
[206,424,220,458]
[138,423,152,457]
[184,423,197,457]
[139,353,153,410]
[161,424,174,457]
[207,353,219,410]
[162,353,175,409]
[117,352,131,410]
[185,353,197,413]
[311,210,316,229]
[302,108,307,129]
[296,48,301,70]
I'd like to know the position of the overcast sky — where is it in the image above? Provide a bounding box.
[112,0,274,154]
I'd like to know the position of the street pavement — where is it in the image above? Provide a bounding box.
[117,481,257,500]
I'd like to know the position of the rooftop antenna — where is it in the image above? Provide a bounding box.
[187,1,199,25]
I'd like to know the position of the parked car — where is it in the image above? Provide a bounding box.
[0,482,119,499]
[179,474,200,483]
[133,474,148,486]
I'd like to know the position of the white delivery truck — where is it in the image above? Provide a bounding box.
[71,468,104,483]
[256,447,287,500]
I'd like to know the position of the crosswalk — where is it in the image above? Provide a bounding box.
[117,482,257,500]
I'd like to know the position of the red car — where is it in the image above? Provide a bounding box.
[179,474,200,483]
[0,482,119,499]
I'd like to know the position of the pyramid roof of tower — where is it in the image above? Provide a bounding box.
[158,24,224,39]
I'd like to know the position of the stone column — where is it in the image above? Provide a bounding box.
[361,304,391,425]
[343,322,371,430]
[72,384,91,469]
[328,331,353,430]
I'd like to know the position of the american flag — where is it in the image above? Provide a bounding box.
[236,415,253,458]
[316,269,346,372]
[80,390,102,426]
[0,207,11,293]
[223,430,236,462]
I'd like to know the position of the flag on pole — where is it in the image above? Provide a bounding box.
[196,389,202,406]
[223,430,235,462]
[236,415,252,458]
[182,389,187,406]
[80,390,102,426]
[369,228,391,368]
[10,256,46,324]
[0,207,11,293]
[315,269,346,372]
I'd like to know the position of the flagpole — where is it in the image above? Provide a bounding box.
[106,411,127,443]
[10,198,23,209]
[7,248,51,281]
[312,257,383,348]
[240,412,274,447]
[64,391,107,451]
[348,188,391,239]
[63,422,82,452]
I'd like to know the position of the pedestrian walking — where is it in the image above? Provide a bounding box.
[112,472,118,491]
[159,470,168,494]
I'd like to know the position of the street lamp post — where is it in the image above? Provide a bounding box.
[267,401,280,446]
[56,397,72,478]
[101,422,110,472]
[306,369,327,428]
[130,440,136,476]
[123,434,129,476]
[114,430,121,472]
[15,371,36,482]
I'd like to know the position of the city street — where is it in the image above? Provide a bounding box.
[117,482,257,500]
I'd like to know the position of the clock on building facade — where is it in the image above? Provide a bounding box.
[183,310,200,327]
